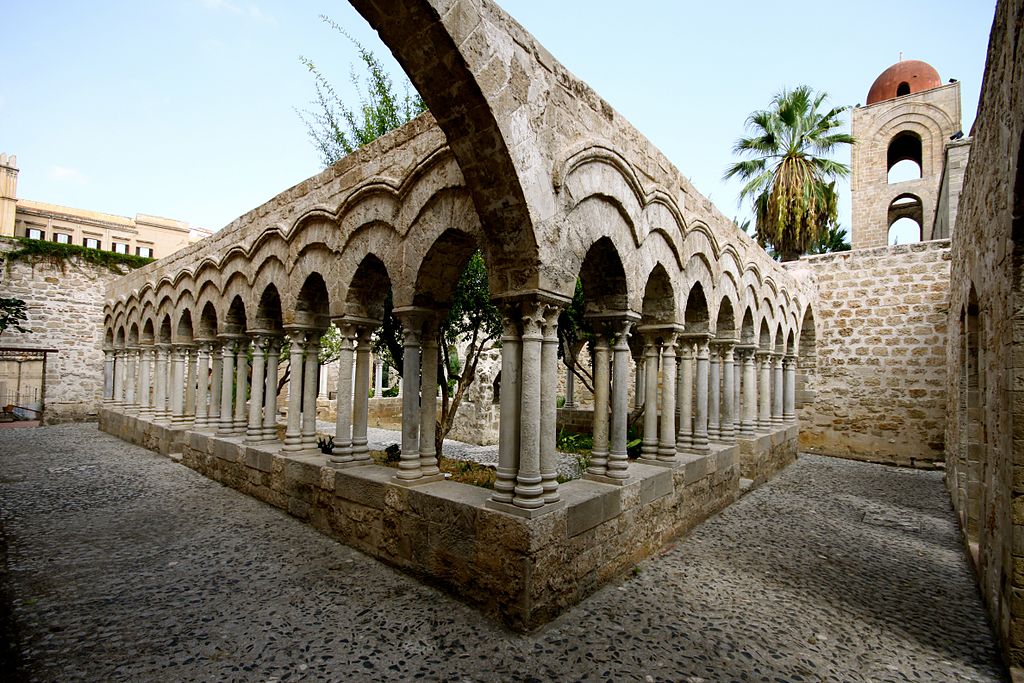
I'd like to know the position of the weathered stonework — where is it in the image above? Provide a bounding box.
[0,241,126,423]
[789,241,951,467]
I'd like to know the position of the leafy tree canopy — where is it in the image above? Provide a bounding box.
[0,297,29,337]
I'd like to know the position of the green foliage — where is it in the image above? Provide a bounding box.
[382,385,400,398]
[297,15,427,166]
[0,297,29,336]
[2,236,154,273]
[556,428,593,454]
[806,222,852,255]
[557,279,594,394]
[384,443,401,463]
[724,85,853,261]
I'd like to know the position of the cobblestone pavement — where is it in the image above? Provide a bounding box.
[0,424,1005,682]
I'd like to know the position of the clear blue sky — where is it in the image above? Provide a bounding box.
[2,1,995,235]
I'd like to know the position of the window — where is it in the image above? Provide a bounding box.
[53,233,71,244]
[26,228,44,240]
[136,246,153,258]
[112,242,128,254]
[896,81,911,97]
[887,131,923,184]
[83,237,101,249]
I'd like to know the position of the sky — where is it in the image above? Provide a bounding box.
[2,1,996,236]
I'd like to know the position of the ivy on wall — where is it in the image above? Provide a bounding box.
[0,237,154,273]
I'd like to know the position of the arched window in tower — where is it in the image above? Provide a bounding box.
[887,194,923,245]
[887,131,923,183]
[896,81,911,97]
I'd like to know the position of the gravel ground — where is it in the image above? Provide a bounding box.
[0,423,1006,682]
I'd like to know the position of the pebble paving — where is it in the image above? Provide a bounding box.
[0,424,1006,682]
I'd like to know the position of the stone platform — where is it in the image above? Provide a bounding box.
[99,407,797,630]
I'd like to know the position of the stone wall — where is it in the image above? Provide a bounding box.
[942,0,1024,665]
[0,242,124,422]
[789,240,951,467]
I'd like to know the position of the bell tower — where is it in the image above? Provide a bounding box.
[0,153,17,237]
[850,60,961,248]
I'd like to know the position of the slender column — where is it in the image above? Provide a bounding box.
[112,349,125,405]
[757,351,772,431]
[657,334,678,463]
[331,323,355,465]
[123,348,138,410]
[209,344,223,423]
[419,320,440,475]
[540,306,560,503]
[493,311,521,503]
[282,333,304,450]
[247,335,268,443]
[103,350,115,402]
[740,348,757,436]
[232,339,249,434]
[218,339,236,434]
[138,347,153,416]
[352,327,373,462]
[153,345,170,422]
[262,337,281,440]
[608,320,634,480]
[397,318,422,480]
[633,351,645,410]
[721,344,736,442]
[194,342,212,428]
[514,302,545,509]
[170,346,186,424]
[373,358,383,399]
[708,344,721,441]
[640,339,660,461]
[318,365,329,400]
[772,353,784,427]
[183,346,197,424]
[783,355,797,423]
[676,341,693,452]
[587,335,611,477]
[301,332,321,452]
[692,337,710,452]
[564,362,576,408]
[733,351,741,434]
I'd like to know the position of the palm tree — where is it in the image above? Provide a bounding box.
[725,86,853,261]
[806,223,852,255]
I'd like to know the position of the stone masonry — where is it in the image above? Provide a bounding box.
[789,240,951,467]
[0,241,125,423]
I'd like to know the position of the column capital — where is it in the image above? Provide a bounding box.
[710,336,738,351]
[585,310,641,342]
[637,323,683,346]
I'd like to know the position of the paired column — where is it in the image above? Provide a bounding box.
[170,345,188,424]
[331,322,356,466]
[657,333,678,463]
[640,339,660,460]
[209,343,223,424]
[691,336,711,452]
[739,346,757,437]
[232,339,249,434]
[585,333,611,478]
[757,351,772,431]
[262,337,282,440]
[396,311,424,480]
[138,346,154,416]
[540,306,560,503]
[183,346,197,425]
[352,329,371,459]
[771,353,784,427]
[419,319,441,476]
[513,302,546,509]
[708,344,721,441]
[282,332,305,450]
[493,311,522,502]
[123,348,138,411]
[103,350,115,402]
[676,340,694,452]
[720,342,736,442]
[194,342,213,428]
[218,337,238,435]
[607,318,635,480]
[112,349,126,405]
[153,344,170,423]
[373,358,383,399]
[301,331,322,452]
[247,335,269,443]
[783,354,797,423]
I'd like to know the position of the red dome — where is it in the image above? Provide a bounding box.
[866,60,942,105]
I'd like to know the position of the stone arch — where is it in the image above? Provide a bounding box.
[888,193,924,244]
[716,297,737,341]
[174,309,194,345]
[197,302,219,341]
[223,296,248,336]
[578,236,629,315]
[142,318,155,345]
[158,315,172,345]
[115,326,125,348]
[127,322,139,347]
[683,282,710,334]
[757,319,772,351]
[104,326,114,350]
[293,272,332,331]
[346,254,393,323]
[349,0,541,294]
[887,130,923,182]
[774,322,785,354]
[250,256,288,322]
[412,228,481,311]
[740,307,756,345]
[797,306,817,409]
[252,285,284,334]
[640,263,676,326]
[288,245,338,325]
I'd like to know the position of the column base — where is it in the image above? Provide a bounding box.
[390,472,445,487]
[484,498,565,519]
[583,472,633,486]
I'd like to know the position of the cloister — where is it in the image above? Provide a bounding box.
[96,0,815,627]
